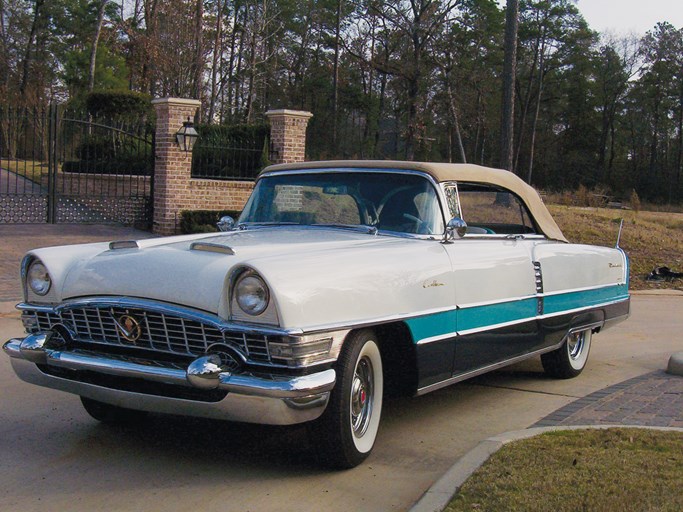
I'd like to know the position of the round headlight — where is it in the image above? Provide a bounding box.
[235,274,269,315]
[27,260,51,296]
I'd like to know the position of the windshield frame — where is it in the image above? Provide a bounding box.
[238,168,448,239]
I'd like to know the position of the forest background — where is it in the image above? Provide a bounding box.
[2,0,683,204]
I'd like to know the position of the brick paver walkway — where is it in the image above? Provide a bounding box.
[533,370,683,428]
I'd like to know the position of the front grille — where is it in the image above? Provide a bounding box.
[23,306,275,364]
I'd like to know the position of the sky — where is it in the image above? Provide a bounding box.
[576,0,683,36]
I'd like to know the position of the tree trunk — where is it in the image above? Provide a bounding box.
[20,0,46,99]
[514,29,543,172]
[446,81,466,163]
[88,0,109,92]
[193,0,204,118]
[331,0,341,152]
[677,81,683,190]
[208,0,224,122]
[499,0,519,172]
[526,48,545,183]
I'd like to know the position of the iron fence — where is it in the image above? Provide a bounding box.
[191,124,268,181]
[1,105,154,226]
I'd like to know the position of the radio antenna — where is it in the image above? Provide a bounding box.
[616,219,624,249]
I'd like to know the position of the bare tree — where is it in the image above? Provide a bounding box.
[499,0,518,172]
[88,0,109,92]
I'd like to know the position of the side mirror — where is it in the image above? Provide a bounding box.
[217,216,235,232]
[444,217,468,242]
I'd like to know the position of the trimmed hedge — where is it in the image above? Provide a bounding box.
[63,134,153,175]
[62,157,152,175]
[192,123,269,180]
[179,209,242,234]
[85,90,154,123]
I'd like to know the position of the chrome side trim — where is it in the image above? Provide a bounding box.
[455,295,535,310]
[541,282,628,297]
[536,297,630,320]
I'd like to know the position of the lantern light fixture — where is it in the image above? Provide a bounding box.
[176,117,199,152]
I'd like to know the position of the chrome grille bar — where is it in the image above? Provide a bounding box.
[21,306,275,364]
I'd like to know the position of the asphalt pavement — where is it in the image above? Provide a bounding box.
[0,223,681,512]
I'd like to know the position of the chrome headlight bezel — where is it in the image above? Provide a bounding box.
[234,272,270,316]
[26,259,52,296]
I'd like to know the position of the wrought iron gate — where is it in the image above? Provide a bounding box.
[0,105,154,226]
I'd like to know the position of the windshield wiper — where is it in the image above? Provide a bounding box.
[315,224,378,235]
[237,222,298,230]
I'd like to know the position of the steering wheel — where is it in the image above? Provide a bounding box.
[403,213,433,235]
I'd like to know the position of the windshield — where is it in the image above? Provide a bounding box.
[239,171,445,235]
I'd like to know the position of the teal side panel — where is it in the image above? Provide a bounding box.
[405,310,457,343]
[402,285,627,344]
[544,284,629,315]
[457,298,537,332]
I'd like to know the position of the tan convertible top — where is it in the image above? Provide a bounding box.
[261,160,567,242]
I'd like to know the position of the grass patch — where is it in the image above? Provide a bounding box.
[548,206,683,290]
[446,428,683,512]
[1,157,49,185]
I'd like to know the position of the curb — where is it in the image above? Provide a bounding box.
[630,289,683,296]
[409,425,683,512]
[667,352,683,376]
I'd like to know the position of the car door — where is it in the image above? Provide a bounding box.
[441,183,545,376]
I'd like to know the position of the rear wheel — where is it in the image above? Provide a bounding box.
[80,397,148,425]
[541,330,592,379]
[312,329,383,469]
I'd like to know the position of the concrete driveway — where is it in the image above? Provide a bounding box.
[1,293,680,512]
[0,167,44,195]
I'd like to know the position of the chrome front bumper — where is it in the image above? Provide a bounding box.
[3,334,336,425]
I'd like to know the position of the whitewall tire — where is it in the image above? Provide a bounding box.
[541,330,592,379]
[311,329,383,469]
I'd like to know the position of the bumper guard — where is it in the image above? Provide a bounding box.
[3,333,336,425]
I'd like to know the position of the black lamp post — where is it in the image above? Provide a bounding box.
[176,118,199,152]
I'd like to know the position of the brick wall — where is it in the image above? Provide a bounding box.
[152,99,312,235]
[265,109,313,164]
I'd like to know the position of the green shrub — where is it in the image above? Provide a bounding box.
[192,123,269,180]
[179,209,242,234]
[63,133,152,175]
[85,90,154,123]
[62,156,152,175]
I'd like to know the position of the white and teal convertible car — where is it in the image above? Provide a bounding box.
[4,161,630,468]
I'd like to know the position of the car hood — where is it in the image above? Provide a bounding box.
[35,227,452,329]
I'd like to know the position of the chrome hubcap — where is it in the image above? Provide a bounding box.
[567,332,585,360]
[351,357,373,437]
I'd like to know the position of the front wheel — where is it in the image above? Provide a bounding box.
[541,330,592,379]
[311,329,383,469]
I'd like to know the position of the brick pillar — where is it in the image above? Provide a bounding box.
[152,97,201,235]
[265,109,313,164]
